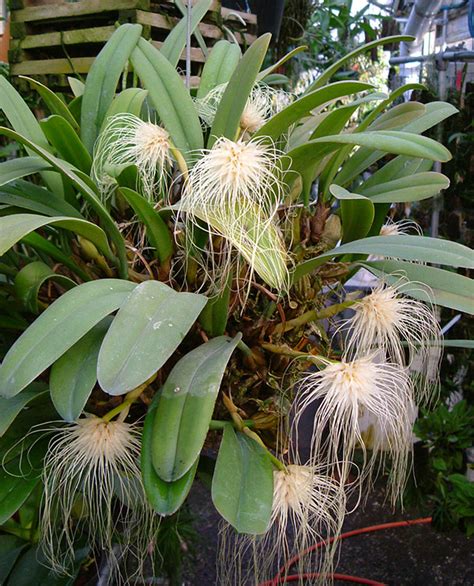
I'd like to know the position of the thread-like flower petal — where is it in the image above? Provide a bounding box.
[218,464,345,585]
[293,355,415,503]
[177,137,291,292]
[40,416,158,583]
[340,280,441,402]
[92,113,172,202]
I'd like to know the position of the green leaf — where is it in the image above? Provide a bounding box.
[14,261,76,314]
[0,180,83,219]
[0,279,136,398]
[0,213,112,259]
[40,115,92,174]
[119,187,173,264]
[20,76,79,131]
[357,172,450,203]
[196,40,241,99]
[160,0,213,67]
[0,76,62,196]
[21,233,91,283]
[6,545,86,586]
[141,399,197,516]
[81,23,143,152]
[308,35,415,90]
[363,260,474,314]
[50,318,111,422]
[209,34,271,147]
[68,77,84,97]
[330,186,374,243]
[294,235,474,281]
[0,535,28,584]
[151,335,241,481]
[358,155,431,192]
[0,382,48,437]
[368,102,426,131]
[199,271,232,337]
[97,280,207,396]
[130,38,203,162]
[0,443,45,525]
[0,127,127,277]
[255,80,373,141]
[211,426,273,534]
[257,46,306,82]
[0,158,50,187]
[101,88,148,127]
[308,131,451,163]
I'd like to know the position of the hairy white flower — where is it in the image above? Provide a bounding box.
[293,356,415,503]
[40,416,158,582]
[341,281,441,402]
[380,218,423,236]
[218,464,345,585]
[195,82,292,135]
[177,137,290,292]
[92,113,172,201]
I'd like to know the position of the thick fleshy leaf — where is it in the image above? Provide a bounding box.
[211,426,273,534]
[0,181,83,219]
[209,34,271,147]
[14,261,76,314]
[0,76,62,195]
[357,172,450,202]
[97,280,207,396]
[0,535,28,584]
[307,35,415,90]
[0,157,50,187]
[0,213,112,259]
[0,441,46,525]
[81,23,142,152]
[50,318,111,422]
[40,115,92,174]
[151,335,241,481]
[293,235,474,282]
[101,88,148,126]
[130,38,203,161]
[21,233,91,283]
[20,76,79,131]
[0,382,48,437]
[330,186,374,243]
[0,280,136,398]
[363,260,474,314]
[160,0,213,67]
[119,187,173,264]
[142,399,197,516]
[255,80,373,141]
[0,127,127,276]
[196,40,241,99]
[6,545,86,586]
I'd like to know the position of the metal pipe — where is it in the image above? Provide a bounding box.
[390,50,474,64]
[400,0,444,56]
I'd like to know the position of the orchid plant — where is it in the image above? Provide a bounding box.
[0,13,473,586]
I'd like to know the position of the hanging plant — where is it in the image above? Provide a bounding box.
[0,14,472,585]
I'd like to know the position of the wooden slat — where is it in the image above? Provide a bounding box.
[11,57,95,74]
[11,56,201,88]
[11,26,116,49]
[136,10,256,44]
[12,0,150,23]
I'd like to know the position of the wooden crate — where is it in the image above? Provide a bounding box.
[8,0,257,89]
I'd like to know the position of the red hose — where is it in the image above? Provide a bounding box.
[279,573,385,585]
[259,517,432,586]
